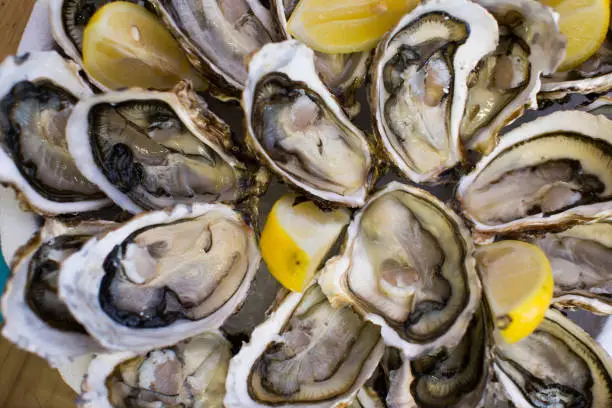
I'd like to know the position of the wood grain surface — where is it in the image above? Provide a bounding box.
[1,1,78,407]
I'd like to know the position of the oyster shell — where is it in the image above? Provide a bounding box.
[66,81,267,214]
[464,0,566,153]
[225,284,384,407]
[370,0,499,183]
[457,110,612,237]
[493,309,612,407]
[243,40,374,207]
[351,387,386,408]
[319,182,481,358]
[582,95,612,118]
[386,307,489,408]
[149,0,281,99]
[0,51,109,215]
[529,221,612,315]
[1,219,114,367]
[271,0,370,117]
[58,204,260,352]
[79,331,231,408]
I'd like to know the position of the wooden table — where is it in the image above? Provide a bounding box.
[1,0,79,406]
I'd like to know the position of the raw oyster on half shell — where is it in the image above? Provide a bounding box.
[457,110,612,237]
[370,0,499,183]
[149,0,281,99]
[79,331,231,408]
[59,204,260,352]
[225,284,384,408]
[319,182,481,358]
[66,81,267,214]
[493,309,612,407]
[529,221,612,314]
[243,40,375,207]
[1,219,114,367]
[464,0,566,153]
[0,51,109,215]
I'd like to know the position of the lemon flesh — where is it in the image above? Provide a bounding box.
[260,195,350,292]
[287,0,421,54]
[82,1,205,90]
[476,240,554,344]
[541,0,611,71]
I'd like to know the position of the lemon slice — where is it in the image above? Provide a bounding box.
[287,0,421,54]
[541,0,611,71]
[260,195,350,292]
[82,1,206,90]
[475,240,554,344]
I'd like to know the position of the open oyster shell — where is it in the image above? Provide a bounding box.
[319,182,481,358]
[271,0,370,117]
[528,221,612,315]
[1,219,114,367]
[66,81,267,214]
[386,307,489,408]
[0,51,109,215]
[148,0,281,100]
[225,284,384,407]
[58,204,260,352]
[493,309,612,407]
[465,0,566,153]
[79,331,231,408]
[457,110,612,238]
[243,40,375,207]
[370,0,499,183]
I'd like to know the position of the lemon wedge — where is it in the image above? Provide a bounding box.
[475,240,554,344]
[287,0,421,54]
[260,195,350,292]
[82,1,206,90]
[541,0,611,71]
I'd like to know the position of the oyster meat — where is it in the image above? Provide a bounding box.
[0,51,109,215]
[370,0,499,183]
[493,309,612,407]
[1,219,113,367]
[79,331,231,408]
[58,204,260,351]
[149,0,281,99]
[243,40,374,207]
[463,0,566,153]
[386,307,489,408]
[530,221,612,315]
[319,182,481,358]
[225,284,384,407]
[66,81,266,213]
[457,110,612,237]
[271,0,370,117]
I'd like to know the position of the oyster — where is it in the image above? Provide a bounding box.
[493,309,612,407]
[149,0,281,99]
[0,52,109,215]
[463,0,566,153]
[79,331,231,408]
[58,204,260,351]
[271,0,370,117]
[370,0,499,183]
[457,110,612,237]
[225,284,384,407]
[582,95,612,118]
[1,219,113,367]
[319,182,481,358]
[243,40,374,207]
[529,221,612,315]
[386,307,489,408]
[66,81,267,214]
